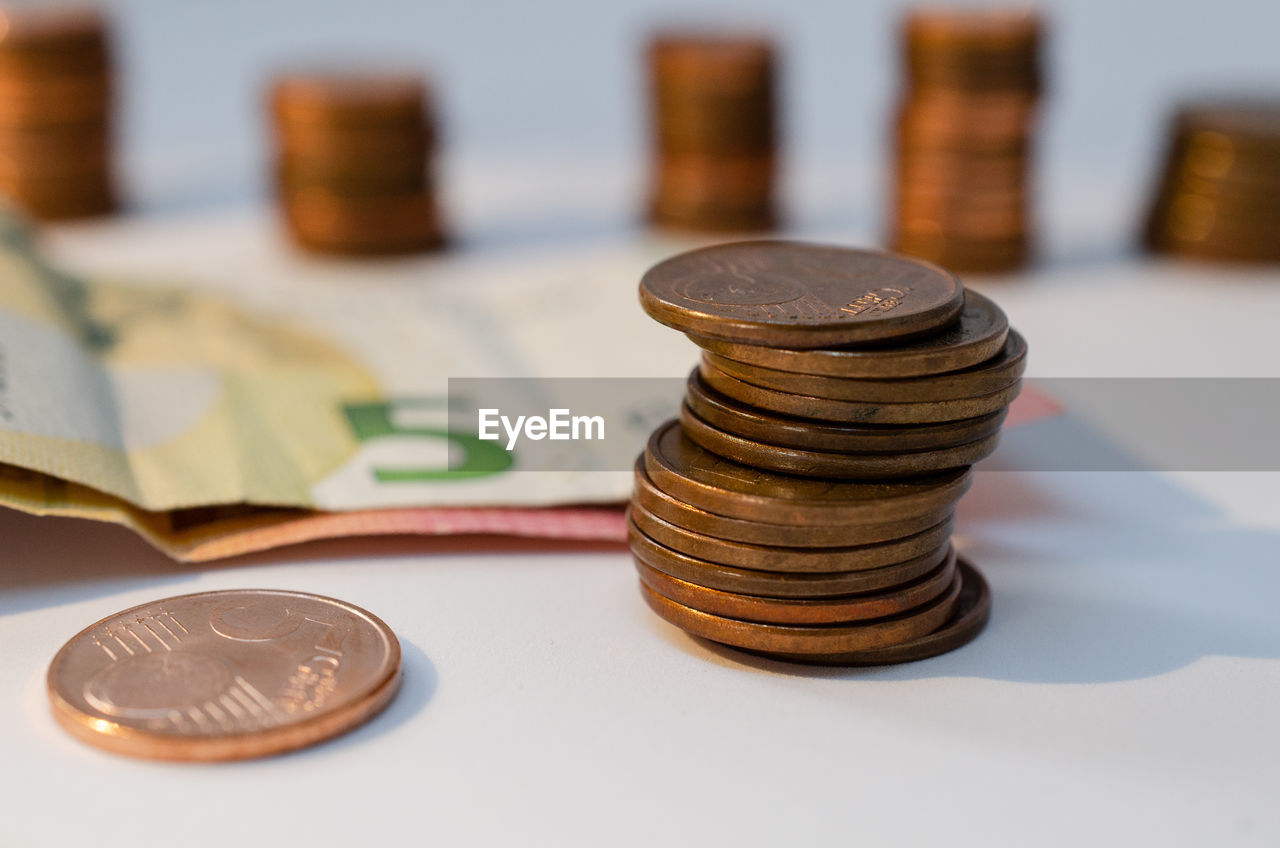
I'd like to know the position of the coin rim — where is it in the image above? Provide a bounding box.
[46,588,403,761]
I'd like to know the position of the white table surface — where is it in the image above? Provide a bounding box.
[4,147,1280,847]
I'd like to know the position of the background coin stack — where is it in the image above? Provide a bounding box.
[631,241,1025,665]
[1143,100,1280,263]
[0,6,116,220]
[888,8,1044,273]
[269,72,445,256]
[647,33,778,233]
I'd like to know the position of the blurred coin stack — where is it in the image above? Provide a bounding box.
[269,72,445,256]
[0,6,116,220]
[647,33,777,232]
[631,241,1025,664]
[1143,100,1280,263]
[889,9,1043,273]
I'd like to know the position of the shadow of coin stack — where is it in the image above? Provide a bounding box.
[647,32,777,233]
[1143,100,1280,263]
[630,241,1025,665]
[0,7,116,220]
[269,72,445,256]
[889,9,1043,273]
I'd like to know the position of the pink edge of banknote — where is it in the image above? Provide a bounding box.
[172,384,1060,563]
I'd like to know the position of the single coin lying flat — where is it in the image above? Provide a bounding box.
[47,589,401,761]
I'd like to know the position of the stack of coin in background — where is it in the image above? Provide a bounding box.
[631,241,1025,664]
[0,6,116,220]
[888,9,1043,273]
[1143,100,1280,263]
[269,72,445,256]
[647,33,778,233]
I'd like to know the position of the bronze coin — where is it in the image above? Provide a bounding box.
[680,402,1000,478]
[642,420,972,526]
[639,241,964,348]
[640,569,962,654]
[904,7,1042,52]
[0,170,115,220]
[649,33,774,89]
[0,73,111,126]
[635,551,957,625]
[747,556,990,665]
[651,154,775,206]
[633,458,953,547]
[700,358,1021,424]
[890,229,1029,273]
[270,72,428,129]
[274,155,429,195]
[649,202,777,234]
[688,289,1008,378]
[281,188,445,254]
[705,330,1025,403]
[47,589,402,761]
[684,371,1007,454]
[0,8,110,73]
[630,520,953,598]
[629,501,954,573]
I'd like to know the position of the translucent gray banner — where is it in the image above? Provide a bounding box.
[446,377,1280,473]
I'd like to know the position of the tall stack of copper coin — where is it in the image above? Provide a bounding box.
[889,9,1043,273]
[269,72,445,255]
[1143,100,1280,263]
[647,33,777,232]
[0,6,116,220]
[631,241,1025,665]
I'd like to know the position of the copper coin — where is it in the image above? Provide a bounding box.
[688,289,1007,378]
[705,330,1025,403]
[640,569,962,654]
[633,458,952,547]
[47,589,402,761]
[270,72,428,128]
[700,359,1021,424]
[650,32,774,88]
[635,550,957,625]
[282,188,445,254]
[904,7,1042,52]
[0,170,115,220]
[274,155,429,195]
[649,202,777,234]
[747,556,990,664]
[684,371,1007,454]
[890,229,1029,273]
[681,402,1000,478]
[629,500,954,574]
[630,521,951,598]
[0,7,110,72]
[643,420,972,526]
[639,241,964,348]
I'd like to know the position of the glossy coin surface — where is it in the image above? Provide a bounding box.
[633,458,952,546]
[635,551,957,625]
[643,420,971,526]
[630,522,952,598]
[681,404,1001,478]
[749,557,990,665]
[701,360,1021,424]
[47,589,402,761]
[704,329,1026,402]
[639,241,964,347]
[687,289,1008,377]
[629,502,954,573]
[640,570,962,653]
[684,371,1007,453]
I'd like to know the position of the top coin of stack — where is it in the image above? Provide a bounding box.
[647,32,778,233]
[889,8,1044,273]
[0,6,116,220]
[629,241,1025,665]
[268,71,446,256]
[1143,99,1280,263]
